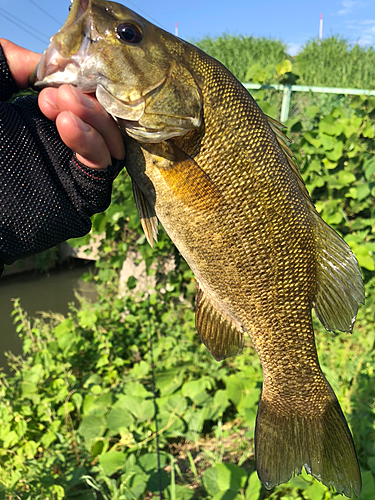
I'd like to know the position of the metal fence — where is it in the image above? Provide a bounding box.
[242,83,375,123]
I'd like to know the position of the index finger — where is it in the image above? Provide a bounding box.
[39,85,125,161]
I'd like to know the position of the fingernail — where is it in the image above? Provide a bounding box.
[70,86,95,109]
[68,111,90,132]
[43,90,58,109]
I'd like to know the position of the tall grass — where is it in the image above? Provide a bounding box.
[194,33,375,90]
[295,35,375,89]
[193,34,288,82]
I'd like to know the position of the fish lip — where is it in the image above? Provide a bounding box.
[31,32,97,92]
[33,45,78,86]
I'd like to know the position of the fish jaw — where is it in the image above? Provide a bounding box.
[30,0,98,91]
[30,0,202,143]
[31,38,98,93]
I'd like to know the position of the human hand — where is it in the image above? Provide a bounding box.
[0,39,125,170]
[38,85,125,170]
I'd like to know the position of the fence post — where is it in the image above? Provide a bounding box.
[280,84,292,123]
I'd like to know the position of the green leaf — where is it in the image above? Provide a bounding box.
[121,471,148,498]
[50,485,65,500]
[147,470,170,492]
[99,451,126,476]
[40,431,57,448]
[276,59,292,76]
[181,378,212,405]
[22,364,44,384]
[78,309,98,329]
[138,452,167,473]
[364,158,375,181]
[362,121,374,138]
[319,115,337,136]
[82,373,102,389]
[356,184,371,201]
[305,106,320,119]
[91,440,104,458]
[78,415,106,442]
[359,470,375,500]
[165,484,195,499]
[23,440,38,459]
[206,390,230,421]
[203,466,220,496]
[107,407,134,433]
[55,319,75,350]
[355,248,375,271]
[226,375,242,407]
[212,491,241,500]
[245,471,262,500]
[156,367,186,396]
[3,430,18,449]
[319,133,336,150]
[304,479,327,499]
[216,463,248,491]
[326,142,344,161]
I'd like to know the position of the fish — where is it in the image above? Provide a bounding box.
[31,0,365,496]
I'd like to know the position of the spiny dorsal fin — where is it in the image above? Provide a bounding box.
[195,284,244,361]
[132,179,158,248]
[266,115,365,332]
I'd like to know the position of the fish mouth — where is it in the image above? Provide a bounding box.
[31,43,97,93]
[30,0,97,90]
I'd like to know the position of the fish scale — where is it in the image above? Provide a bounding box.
[32,0,364,496]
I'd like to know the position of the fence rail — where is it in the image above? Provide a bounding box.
[242,83,375,122]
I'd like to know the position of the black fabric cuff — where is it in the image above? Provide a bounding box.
[67,154,125,217]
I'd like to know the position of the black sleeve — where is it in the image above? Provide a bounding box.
[0,44,124,269]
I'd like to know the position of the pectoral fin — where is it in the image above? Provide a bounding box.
[132,180,159,248]
[195,284,244,361]
[143,141,223,211]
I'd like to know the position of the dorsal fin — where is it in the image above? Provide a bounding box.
[267,115,365,332]
[195,283,244,361]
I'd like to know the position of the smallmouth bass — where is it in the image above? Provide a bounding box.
[32,0,365,496]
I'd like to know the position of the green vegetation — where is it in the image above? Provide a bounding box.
[294,36,375,89]
[195,34,375,89]
[2,35,375,500]
[194,35,288,84]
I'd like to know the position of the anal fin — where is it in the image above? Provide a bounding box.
[132,180,158,248]
[195,284,244,361]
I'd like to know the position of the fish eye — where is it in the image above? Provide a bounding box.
[116,23,143,44]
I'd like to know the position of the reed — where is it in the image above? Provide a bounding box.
[193,34,288,83]
[295,35,375,89]
[194,34,375,89]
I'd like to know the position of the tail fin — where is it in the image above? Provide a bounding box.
[255,392,361,497]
